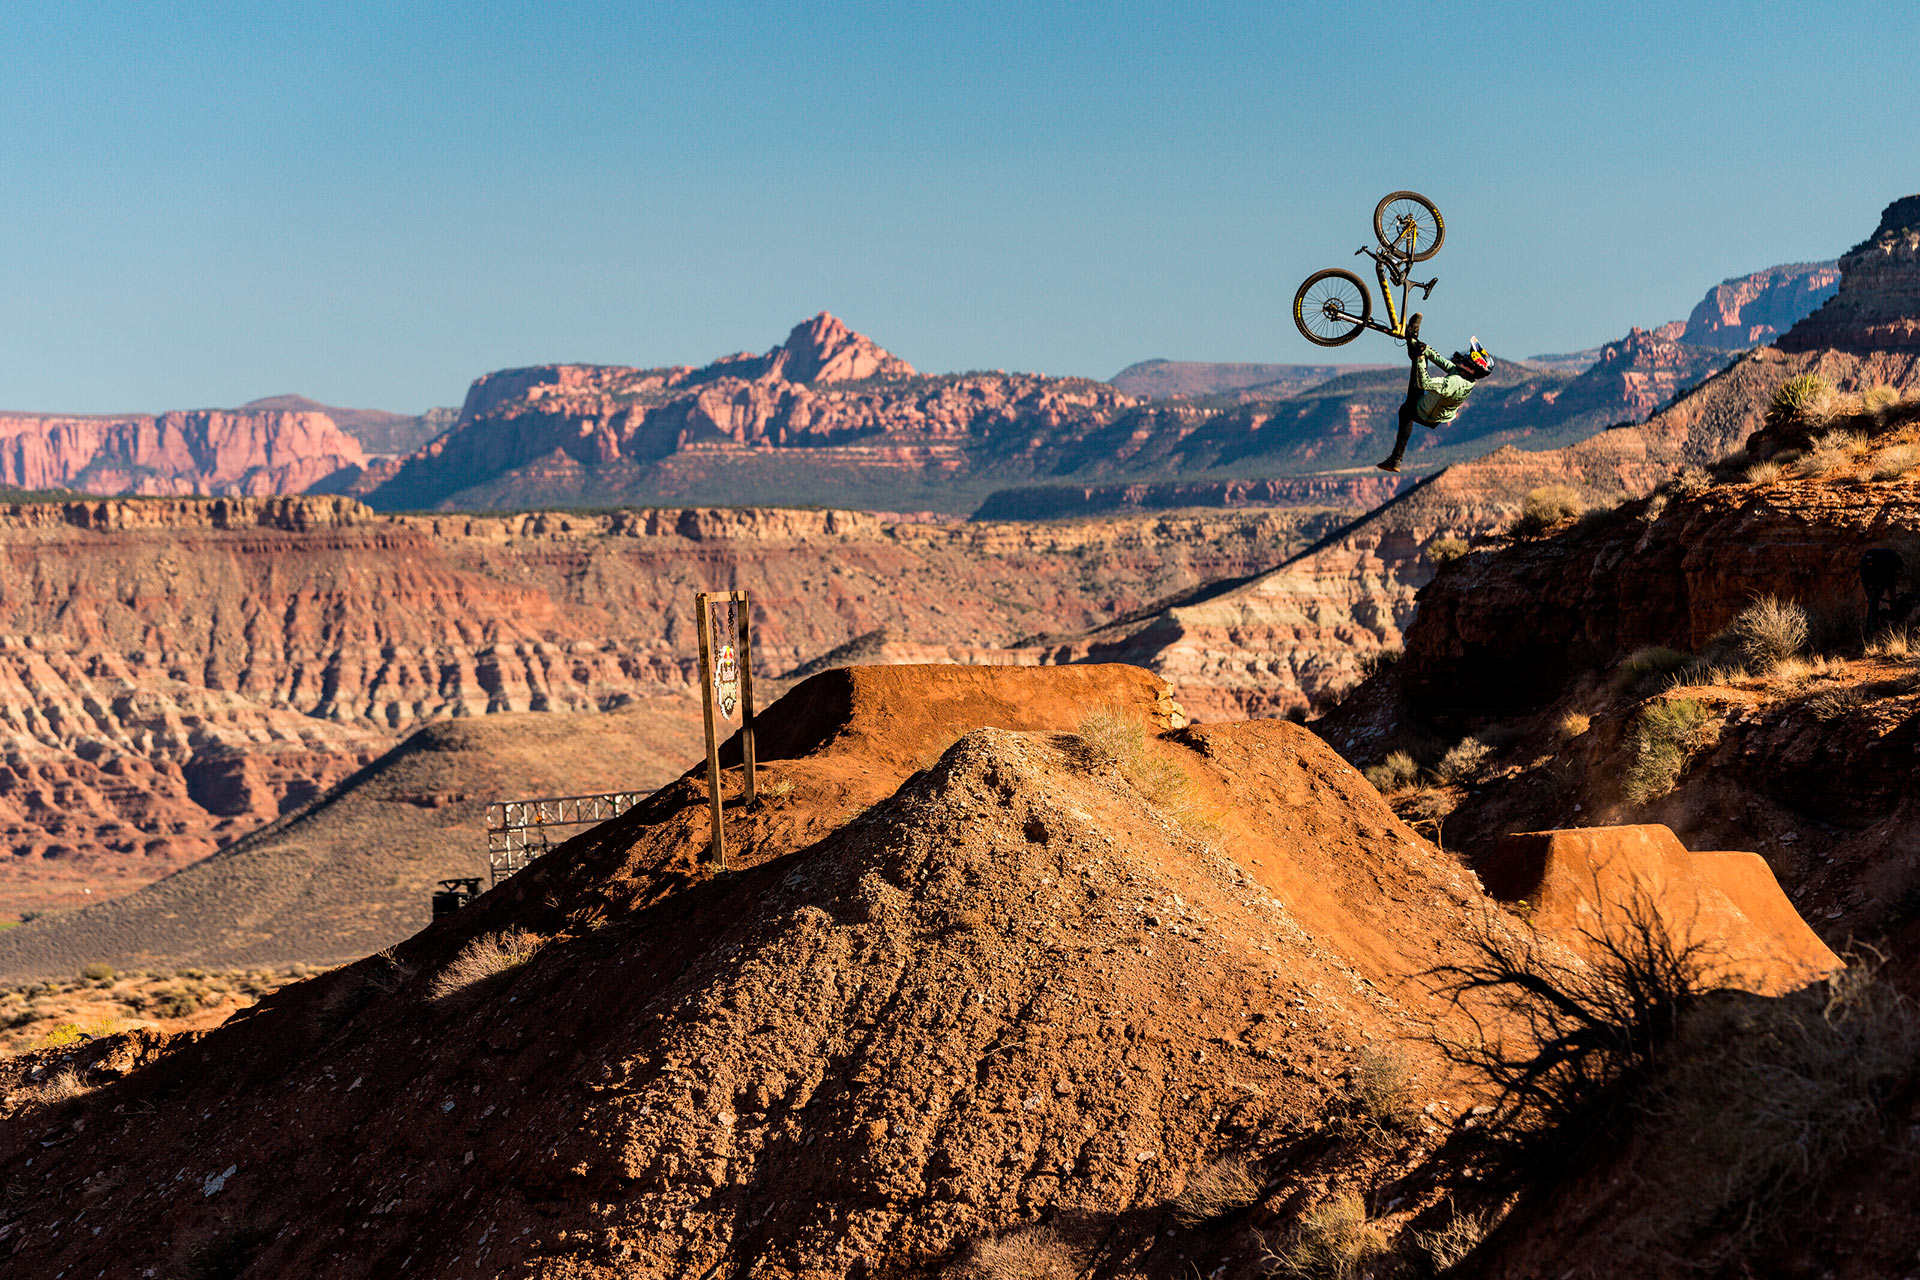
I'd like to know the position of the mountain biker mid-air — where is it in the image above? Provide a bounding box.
[1376,335,1492,473]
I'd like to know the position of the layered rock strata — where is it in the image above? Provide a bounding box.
[0,408,367,496]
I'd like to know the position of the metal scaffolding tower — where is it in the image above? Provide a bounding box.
[484,791,646,884]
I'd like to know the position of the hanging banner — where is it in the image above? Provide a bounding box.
[710,597,740,720]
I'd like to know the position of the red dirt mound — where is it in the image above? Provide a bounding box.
[0,666,1838,1279]
[1479,824,1840,996]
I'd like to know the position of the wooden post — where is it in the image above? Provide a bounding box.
[695,593,726,869]
[738,592,757,807]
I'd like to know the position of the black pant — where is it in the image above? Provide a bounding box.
[1383,360,1426,466]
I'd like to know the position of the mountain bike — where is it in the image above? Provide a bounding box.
[1293,191,1444,348]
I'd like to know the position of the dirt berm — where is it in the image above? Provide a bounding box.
[0,665,1833,1279]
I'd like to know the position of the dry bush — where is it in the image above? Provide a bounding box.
[1862,383,1901,415]
[430,931,544,1002]
[1357,646,1402,678]
[1395,786,1458,825]
[949,1226,1078,1279]
[1807,685,1870,721]
[1414,1209,1488,1273]
[1608,957,1917,1264]
[1795,430,1866,477]
[1264,1192,1390,1280]
[1430,888,1739,1171]
[1351,1045,1418,1134]
[1622,698,1715,804]
[1871,443,1919,479]
[80,962,114,983]
[1742,458,1785,484]
[28,1066,88,1107]
[1168,1156,1263,1226]
[1611,646,1691,699]
[1866,626,1915,658]
[1667,465,1713,497]
[1556,709,1592,741]
[1719,596,1809,670]
[1433,737,1494,784]
[1426,536,1470,565]
[1362,750,1419,794]
[1511,485,1584,538]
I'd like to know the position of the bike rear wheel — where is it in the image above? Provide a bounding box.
[1373,191,1444,261]
[1294,268,1371,347]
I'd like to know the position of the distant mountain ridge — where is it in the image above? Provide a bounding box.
[1107,359,1388,400]
[240,395,456,457]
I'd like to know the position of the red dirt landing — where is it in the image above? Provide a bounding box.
[1479,823,1841,996]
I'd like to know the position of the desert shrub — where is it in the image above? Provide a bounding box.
[1863,383,1901,415]
[1264,1192,1390,1280]
[1611,646,1691,699]
[430,930,544,1002]
[1667,465,1714,497]
[1395,786,1458,826]
[1718,596,1808,670]
[80,962,113,983]
[1076,709,1191,809]
[1433,737,1493,784]
[1510,485,1584,538]
[1872,443,1919,479]
[1866,626,1915,658]
[1556,709,1592,741]
[1350,1045,1418,1134]
[1426,536,1470,564]
[1742,458,1785,484]
[28,1065,89,1107]
[1357,646,1402,678]
[1807,685,1870,721]
[135,981,214,1019]
[1362,750,1420,794]
[1168,1155,1263,1226]
[1430,889,1737,1169]
[948,1226,1078,1278]
[38,1022,87,1048]
[1795,430,1865,477]
[1607,958,1916,1264]
[1414,1209,1488,1273]
[1622,698,1715,804]
[1764,373,1831,433]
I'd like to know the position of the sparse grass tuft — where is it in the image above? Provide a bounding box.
[1795,430,1866,477]
[1719,596,1808,670]
[1415,1209,1488,1273]
[1263,1192,1391,1280]
[1872,443,1919,479]
[430,931,544,1002]
[1556,709,1592,741]
[948,1226,1078,1279]
[1623,699,1715,804]
[1866,626,1915,658]
[1612,646,1691,699]
[1511,485,1584,538]
[1742,458,1785,485]
[1168,1156,1263,1226]
[1863,383,1901,415]
[1362,750,1420,794]
[27,1066,88,1108]
[1427,536,1470,564]
[1076,708,1196,814]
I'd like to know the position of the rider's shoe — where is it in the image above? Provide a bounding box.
[1405,312,1422,344]
[1376,458,1402,473]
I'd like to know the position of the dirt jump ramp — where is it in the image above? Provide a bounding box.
[0,667,1838,1278]
[1478,823,1841,996]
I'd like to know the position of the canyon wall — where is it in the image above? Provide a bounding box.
[0,496,1350,915]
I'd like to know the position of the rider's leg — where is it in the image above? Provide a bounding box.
[1378,401,1417,472]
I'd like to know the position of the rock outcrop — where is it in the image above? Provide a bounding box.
[1682,260,1841,349]
[1779,195,1920,352]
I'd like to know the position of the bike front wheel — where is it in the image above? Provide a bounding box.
[1294,268,1371,347]
[1373,191,1444,261]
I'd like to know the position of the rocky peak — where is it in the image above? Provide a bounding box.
[1777,194,1920,351]
[1681,261,1839,349]
[762,311,915,384]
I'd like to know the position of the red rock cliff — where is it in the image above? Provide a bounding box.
[0,407,367,496]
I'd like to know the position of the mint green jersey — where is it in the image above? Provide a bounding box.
[1411,350,1477,425]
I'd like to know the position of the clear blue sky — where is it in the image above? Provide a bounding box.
[3,1,1914,413]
